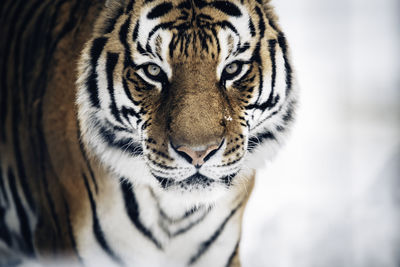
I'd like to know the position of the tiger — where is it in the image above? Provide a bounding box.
[0,0,296,266]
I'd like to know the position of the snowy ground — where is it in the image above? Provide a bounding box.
[241,0,400,266]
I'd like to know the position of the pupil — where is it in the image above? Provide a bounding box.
[149,65,159,75]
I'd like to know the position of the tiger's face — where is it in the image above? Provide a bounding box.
[77,0,295,203]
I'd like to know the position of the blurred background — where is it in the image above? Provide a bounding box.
[241,0,400,266]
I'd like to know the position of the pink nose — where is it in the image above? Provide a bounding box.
[176,144,220,167]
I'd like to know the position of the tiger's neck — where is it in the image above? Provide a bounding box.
[74,160,254,267]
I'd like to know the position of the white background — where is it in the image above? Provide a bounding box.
[241,0,400,266]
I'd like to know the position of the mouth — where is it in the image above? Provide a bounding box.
[153,172,238,189]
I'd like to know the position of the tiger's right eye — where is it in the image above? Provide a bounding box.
[147,64,160,77]
[141,63,168,85]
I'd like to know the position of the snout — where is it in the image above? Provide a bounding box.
[171,139,224,167]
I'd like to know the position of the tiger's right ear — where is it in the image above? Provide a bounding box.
[94,0,134,35]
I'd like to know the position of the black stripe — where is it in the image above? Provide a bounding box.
[120,179,162,249]
[277,33,292,95]
[210,27,221,54]
[7,168,34,255]
[148,22,175,41]
[0,0,28,142]
[147,2,173,19]
[171,208,211,237]
[98,125,143,156]
[106,52,123,124]
[40,166,62,238]
[260,39,277,109]
[282,102,294,123]
[193,0,207,8]
[0,167,9,206]
[122,78,139,108]
[121,105,142,126]
[137,42,147,55]
[82,173,122,264]
[77,125,99,194]
[225,241,239,267]
[177,0,191,9]
[153,173,175,189]
[11,118,36,212]
[269,39,277,95]
[62,196,82,262]
[247,131,276,152]
[0,205,12,246]
[221,172,238,187]
[216,21,239,36]
[145,42,154,56]
[252,44,264,106]
[188,200,244,265]
[235,42,250,55]
[121,106,140,120]
[248,18,256,37]
[87,37,108,108]
[126,0,135,14]
[119,15,133,68]
[132,21,140,41]
[169,34,177,58]
[159,205,201,224]
[210,1,242,17]
[255,6,265,39]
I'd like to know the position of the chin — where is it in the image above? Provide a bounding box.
[149,168,251,211]
[153,182,230,212]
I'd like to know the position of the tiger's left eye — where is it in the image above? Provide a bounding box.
[225,63,238,74]
[222,61,243,81]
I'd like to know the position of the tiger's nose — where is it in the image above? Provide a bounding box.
[172,141,223,167]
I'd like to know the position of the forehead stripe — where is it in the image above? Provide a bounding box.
[148,22,174,40]
[209,1,242,17]
[147,2,173,19]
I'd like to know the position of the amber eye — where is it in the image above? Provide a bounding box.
[222,61,243,81]
[147,64,161,77]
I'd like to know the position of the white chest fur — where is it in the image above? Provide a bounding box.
[76,171,246,267]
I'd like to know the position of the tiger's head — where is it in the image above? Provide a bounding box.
[77,0,296,205]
